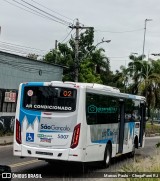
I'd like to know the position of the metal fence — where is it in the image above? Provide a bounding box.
[150,108,160,123]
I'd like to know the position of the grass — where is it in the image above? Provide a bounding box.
[145,123,160,135]
[117,149,160,181]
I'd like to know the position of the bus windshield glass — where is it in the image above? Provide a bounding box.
[23,86,77,112]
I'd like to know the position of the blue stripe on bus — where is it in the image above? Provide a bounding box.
[19,109,41,125]
[92,138,113,144]
[19,83,44,125]
[26,82,44,86]
[128,122,135,137]
[39,130,69,133]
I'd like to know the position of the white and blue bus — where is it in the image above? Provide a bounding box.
[14,81,146,167]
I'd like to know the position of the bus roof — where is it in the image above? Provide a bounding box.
[50,81,146,101]
[23,81,146,102]
[63,81,120,93]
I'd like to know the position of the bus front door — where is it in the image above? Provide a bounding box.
[139,102,146,147]
[118,99,125,154]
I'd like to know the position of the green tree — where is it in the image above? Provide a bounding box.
[127,55,160,117]
[107,66,128,93]
[127,54,144,94]
[44,28,111,83]
[27,53,39,60]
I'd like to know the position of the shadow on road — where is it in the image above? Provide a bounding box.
[17,154,144,178]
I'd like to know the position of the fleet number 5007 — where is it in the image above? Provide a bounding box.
[57,134,69,139]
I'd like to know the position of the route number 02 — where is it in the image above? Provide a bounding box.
[63,91,72,97]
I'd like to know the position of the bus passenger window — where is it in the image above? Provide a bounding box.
[86,93,119,125]
[125,99,140,122]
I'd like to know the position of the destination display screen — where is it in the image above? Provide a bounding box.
[23,86,77,112]
[60,90,74,97]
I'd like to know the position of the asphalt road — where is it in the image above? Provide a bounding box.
[0,137,159,180]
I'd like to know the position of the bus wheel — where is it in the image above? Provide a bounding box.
[103,144,112,168]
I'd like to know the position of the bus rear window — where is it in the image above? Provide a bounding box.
[23,86,77,112]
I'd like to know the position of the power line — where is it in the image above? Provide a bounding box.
[60,29,73,43]
[4,0,54,21]
[0,41,47,52]
[6,0,59,22]
[0,45,44,56]
[95,28,143,33]
[30,0,73,21]
[18,0,69,26]
[0,47,31,55]
[20,0,71,26]
[5,0,71,26]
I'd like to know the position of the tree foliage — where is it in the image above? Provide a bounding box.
[27,53,39,60]
[43,28,160,116]
[44,28,112,84]
[126,55,160,116]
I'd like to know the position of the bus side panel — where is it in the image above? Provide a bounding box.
[85,126,101,162]
[13,84,23,156]
[68,88,87,162]
[123,122,140,154]
[85,123,119,162]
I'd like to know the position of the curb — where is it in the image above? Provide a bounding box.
[0,135,13,146]
[0,142,13,146]
[146,133,160,137]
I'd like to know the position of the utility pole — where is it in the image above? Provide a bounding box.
[69,19,93,82]
[74,19,79,82]
[142,19,152,59]
[55,40,58,50]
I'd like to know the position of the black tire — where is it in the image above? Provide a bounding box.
[102,144,112,168]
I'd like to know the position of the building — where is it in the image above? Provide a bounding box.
[0,51,64,132]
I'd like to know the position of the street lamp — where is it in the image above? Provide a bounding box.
[94,38,111,49]
[82,38,111,59]
[131,52,138,55]
[76,38,111,81]
[142,19,152,59]
[151,53,160,56]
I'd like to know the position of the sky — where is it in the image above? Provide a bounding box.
[1,0,160,72]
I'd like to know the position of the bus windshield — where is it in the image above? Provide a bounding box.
[23,86,77,112]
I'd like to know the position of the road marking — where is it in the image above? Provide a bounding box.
[9,159,42,168]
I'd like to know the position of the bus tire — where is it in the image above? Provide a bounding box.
[103,144,112,168]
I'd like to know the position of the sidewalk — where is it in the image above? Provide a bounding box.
[0,135,13,146]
